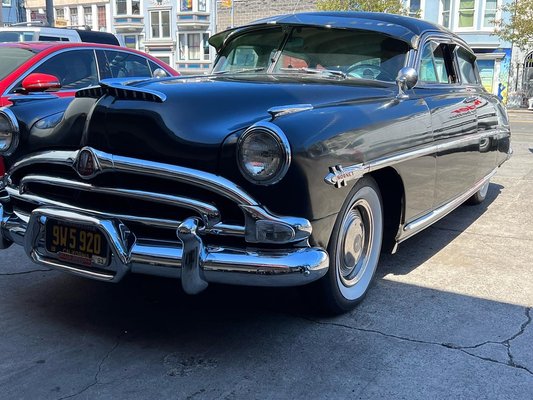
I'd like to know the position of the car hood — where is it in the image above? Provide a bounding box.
[84,75,395,171]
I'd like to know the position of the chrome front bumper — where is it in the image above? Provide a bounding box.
[0,204,329,293]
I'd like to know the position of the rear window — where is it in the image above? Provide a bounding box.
[0,47,36,80]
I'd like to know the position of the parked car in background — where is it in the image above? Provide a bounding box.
[0,12,512,314]
[0,42,179,106]
[0,25,123,46]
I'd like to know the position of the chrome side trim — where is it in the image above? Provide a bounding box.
[20,174,221,227]
[268,104,313,119]
[399,169,497,242]
[324,129,505,187]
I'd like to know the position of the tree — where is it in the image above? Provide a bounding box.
[316,0,408,15]
[493,0,533,50]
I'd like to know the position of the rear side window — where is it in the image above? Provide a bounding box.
[456,47,479,84]
[97,50,152,78]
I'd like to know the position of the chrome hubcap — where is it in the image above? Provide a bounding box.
[338,200,373,287]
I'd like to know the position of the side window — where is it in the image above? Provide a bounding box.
[11,49,98,92]
[419,41,457,84]
[456,47,479,85]
[98,50,152,78]
[38,35,62,41]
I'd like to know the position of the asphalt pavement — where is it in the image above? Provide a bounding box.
[0,111,532,399]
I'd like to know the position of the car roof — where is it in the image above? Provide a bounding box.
[0,41,132,52]
[210,11,453,52]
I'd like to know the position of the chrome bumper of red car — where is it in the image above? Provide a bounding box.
[0,204,329,293]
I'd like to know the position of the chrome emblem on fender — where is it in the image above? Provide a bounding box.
[74,148,101,179]
[325,164,366,188]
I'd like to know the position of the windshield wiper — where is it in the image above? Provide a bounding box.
[278,67,347,80]
[213,67,266,75]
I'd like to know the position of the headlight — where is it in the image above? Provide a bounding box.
[0,108,19,156]
[237,121,291,185]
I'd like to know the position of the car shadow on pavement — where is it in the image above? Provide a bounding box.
[376,182,503,279]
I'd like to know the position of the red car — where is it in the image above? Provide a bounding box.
[0,42,179,106]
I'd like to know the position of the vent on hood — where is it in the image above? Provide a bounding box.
[76,81,166,103]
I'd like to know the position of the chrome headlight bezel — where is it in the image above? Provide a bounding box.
[0,107,20,156]
[236,121,291,186]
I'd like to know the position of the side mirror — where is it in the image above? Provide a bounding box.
[21,73,61,93]
[395,67,418,100]
[152,68,169,79]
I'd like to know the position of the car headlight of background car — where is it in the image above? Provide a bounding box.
[236,121,291,185]
[0,108,19,156]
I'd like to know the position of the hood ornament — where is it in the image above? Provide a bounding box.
[74,147,101,179]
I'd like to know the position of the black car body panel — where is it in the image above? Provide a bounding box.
[0,13,511,312]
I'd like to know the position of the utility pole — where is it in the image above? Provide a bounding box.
[45,0,54,26]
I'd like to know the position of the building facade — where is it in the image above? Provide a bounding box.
[24,0,112,32]
[2,0,26,25]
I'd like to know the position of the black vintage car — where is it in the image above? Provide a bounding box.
[0,12,511,313]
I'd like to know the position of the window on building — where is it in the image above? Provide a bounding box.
[203,33,210,59]
[458,0,476,28]
[132,0,140,15]
[84,7,93,26]
[2,0,12,6]
[483,0,497,28]
[181,0,192,11]
[150,10,171,39]
[70,8,78,26]
[440,0,451,28]
[55,8,64,20]
[408,0,421,18]
[198,0,207,11]
[116,0,127,15]
[178,33,210,61]
[155,56,171,65]
[98,6,106,30]
[124,35,137,49]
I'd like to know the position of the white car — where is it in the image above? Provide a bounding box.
[0,25,123,46]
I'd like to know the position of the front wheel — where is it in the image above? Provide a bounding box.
[466,179,490,205]
[319,176,383,314]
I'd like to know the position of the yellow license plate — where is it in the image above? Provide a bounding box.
[45,219,109,267]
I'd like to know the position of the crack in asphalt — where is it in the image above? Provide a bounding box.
[56,332,124,400]
[299,307,533,377]
[0,268,52,276]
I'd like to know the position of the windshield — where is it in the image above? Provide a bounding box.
[0,47,36,81]
[212,26,409,82]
